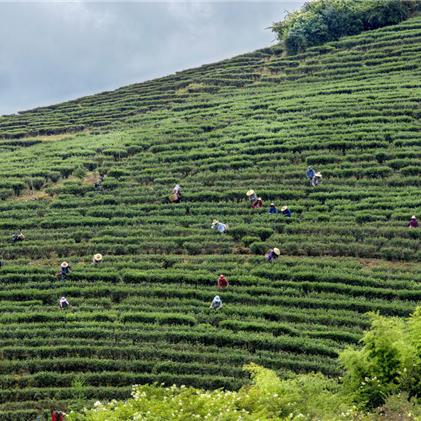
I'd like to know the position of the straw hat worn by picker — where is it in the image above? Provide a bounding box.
[246,189,257,202]
[93,253,103,264]
[281,205,292,217]
[59,261,71,282]
[311,172,322,187]
[266,247,280,263]
[246,190,257,202]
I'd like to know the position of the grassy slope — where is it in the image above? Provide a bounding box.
[0,16,420,419]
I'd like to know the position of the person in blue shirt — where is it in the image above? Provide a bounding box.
[268,202,278,214]
[306,166,316,181]
[281,205,292,217]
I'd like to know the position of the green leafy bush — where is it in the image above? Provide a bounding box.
[272,0,420,54]
[340,307,421,409]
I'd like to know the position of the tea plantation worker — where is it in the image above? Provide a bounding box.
[170,184,182,203]
[60,261,71,282]
[210,295,223,310]
[59,296,70,310]
[252,197,264,209]
[211,219,228,233]
[12,230,25,243]
[94,173,106,190]
[217,274,229,289]
[246,189,257,205]
[281,205,292,218]
[311,172,322,187]
[51,409,65,421]
[408,215,418,228]
[306,166,315,181]
[268,202,278,214]
[92,253,103,264]
[266,247,280,263]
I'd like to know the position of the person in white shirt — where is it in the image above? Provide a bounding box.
[210,295,223,310]
[59,296,70,309]
[211,220,228,233]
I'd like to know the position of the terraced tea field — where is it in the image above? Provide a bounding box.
[0,15,420,420]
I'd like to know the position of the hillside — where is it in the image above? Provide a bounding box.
[0,15,420,420]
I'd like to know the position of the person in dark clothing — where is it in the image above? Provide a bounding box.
[408,215,418,228]
[268,203,278,214]
[306,166,315,180]
[12,231,25,243]
[59,296,70,309]
[95,173,106,190]
[60,262,71,282]
[281,205,292,217]
[266,248,280,263]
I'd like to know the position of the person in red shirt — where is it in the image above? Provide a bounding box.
[51,410,64,421]
[217,274,229,289]
[252,197,264,209]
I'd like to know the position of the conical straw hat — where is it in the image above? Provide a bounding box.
[411,215,416,219]
[281,206,288,212]
[315,172,322,177]
[94,254,103,261]
[246,190,255,196]
[273,248,280,256]
[61,261,69,268]
[212,219,219,224]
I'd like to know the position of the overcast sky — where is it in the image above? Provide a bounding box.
[0,1,305,116]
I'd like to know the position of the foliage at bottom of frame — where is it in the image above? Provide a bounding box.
[69,307,420,420]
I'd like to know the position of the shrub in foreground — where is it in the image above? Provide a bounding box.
[68,307,420,420]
